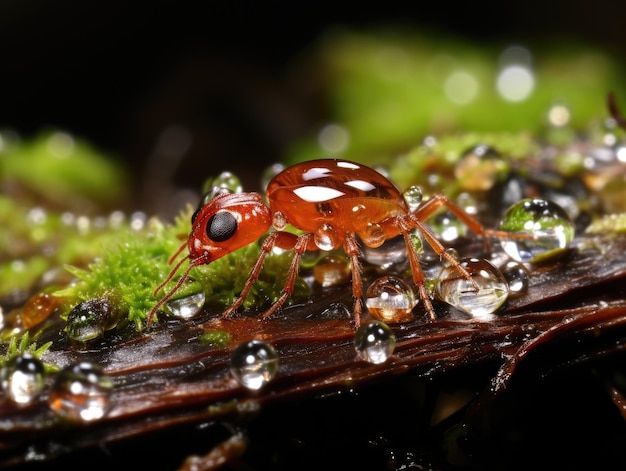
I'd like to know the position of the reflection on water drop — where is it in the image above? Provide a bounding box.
[48,362,113,422]
[499,198,575,263]
[314,223,337,251]
[202,171,242,202]
[230,340,279,391]
[313,254,351,287]
[65,298,121,343]
[365,276,416,323]
[354,321,396,364]
[165,292,206,319]
[402,186,423,212]
[1,353,45,404]
[437,258,508,318]
[499,260,530,296]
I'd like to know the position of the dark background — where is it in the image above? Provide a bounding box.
[1,0,625,213]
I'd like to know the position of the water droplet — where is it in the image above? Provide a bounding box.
[48,362,113,422]
[230,340,279,390]
[314,223,337,251]
[499,260,530,296]
[65,298,121,343]
[319,302,352,319]
[498,198,575,263]
[402,186,423,212]
[365,276,416,323]
[272,210,288,230]
[1,353,45,404]
[437,258,509,318]
[359,222,385,248]
[202,171,242,201]
[165,291,206,319]
[433,213,467,243]
[354,321,396,364]
[313,254,351,287]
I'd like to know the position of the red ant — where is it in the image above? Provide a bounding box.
[147,159,505,328]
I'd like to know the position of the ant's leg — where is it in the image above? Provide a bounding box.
[223,232,281,317]
[412,194,514,250]
[261,233,313,319]
[343,234,363,327]
[399,228,437,321]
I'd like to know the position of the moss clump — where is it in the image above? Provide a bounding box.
[54,207,308,331]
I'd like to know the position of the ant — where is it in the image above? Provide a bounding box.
[147,159,507,328]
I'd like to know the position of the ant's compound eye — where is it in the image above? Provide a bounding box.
[206,211,238,242]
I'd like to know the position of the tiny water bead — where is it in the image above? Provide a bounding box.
[437,258,509,318]
[0,353,45,404]
[402,185,423,212]
[48,362,113,422]
[230,340,279,391]
[499,260,530,296]
[201,171,243,203]
[354,321,396,364]
[365,276,417,323]
[455,144,507,192]
[164,291,206,319]
[498,198,575,263]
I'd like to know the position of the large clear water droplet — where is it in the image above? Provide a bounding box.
[48,362,113,422]
[230,340,279,390]
[1,353,45,404]
[498,198,575,263]
[437,258,508,318]
[365,276,416,323]
[360,234,410,273]
[314,223,337,251]
[354,321,396,364]
[165,291,206,319]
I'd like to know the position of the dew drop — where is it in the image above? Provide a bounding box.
[499,260,530,296]
[203,171,242,198]
[1,353,45,404]
[65,298,121,343]
[272,210,288,230]
[319,302,352,319]
[165,291,206,319]
[354,321,396,364]
[498,198,575,263]
[365,276,416,323]
[314,223,337,251]
[402,186,423,212]
[360,234,410,273]
[313,254,351,287]
[437,258,509,318]
[230,340,279,390]
[48,362,113,422]
[359,222,385,248]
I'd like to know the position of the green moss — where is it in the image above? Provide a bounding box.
[198,330,232,349]
[53,207,308,331]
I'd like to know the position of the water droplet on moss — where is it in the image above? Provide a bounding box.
[499,198,574,263]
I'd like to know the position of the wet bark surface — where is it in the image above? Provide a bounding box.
[2,234,626,469]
